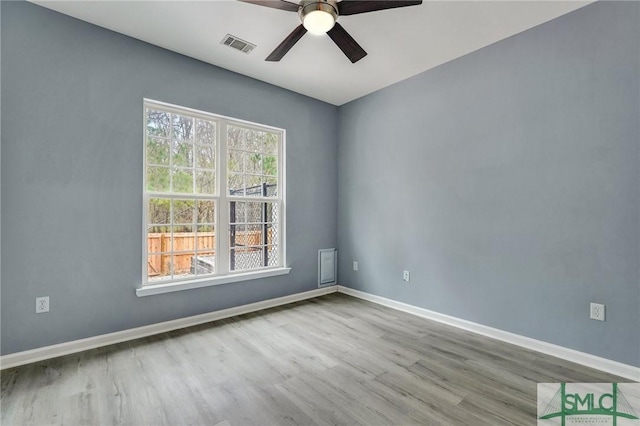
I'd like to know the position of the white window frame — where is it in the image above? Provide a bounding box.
[138,99,289,297]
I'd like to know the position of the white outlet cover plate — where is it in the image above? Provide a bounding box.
[590,303,605,321]
[36,296,50,313]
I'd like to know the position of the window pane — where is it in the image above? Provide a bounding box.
[192,253,215,275]
[196,145,215,169]
[264,134,278,154]
[266,245,278,267]
[194,225,216,274]
[246,224,263,246]
[265,177,278,198]
[196,170,216,195]
[173,253,196,278]
[172,114,193,141]
[230,247,264,271]
[172,167,193,193]
[228,149,244,173]
[197,225,215,251]
[263,155,277,176]
[245,175,262,197]
[197,200,215,224]
[147,166,170,192]
[247,202,263,223]
[148,253,172,282]
[246,130,263,152]
[173,224,193,235]
[267,223,278,245]
[172,141,193,167]
[147,224,170,233]
[228,249,238,271]
[147,230,163,254]
[146,137,170,166]
[230,201,276,224]
[173,199,195,225]
[171,226,196,277]
[196,119,216,145]
[148,198,171,225]
[230,224,246,247]
[148,228,172,252]
[147,110,170,138]
[229,201,244,224]
[228,173,244,195]
[246,153,262,174]
[227,125,244,150]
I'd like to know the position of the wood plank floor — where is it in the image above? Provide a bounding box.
[1,293,632,425]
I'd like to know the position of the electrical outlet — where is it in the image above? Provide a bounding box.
[590,303,605,321]
[353,261,358,271]
[403,270,410,282]
[36,296,49,314]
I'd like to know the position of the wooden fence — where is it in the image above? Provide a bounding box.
[148,230,274,276]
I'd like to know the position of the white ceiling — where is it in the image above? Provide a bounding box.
[31,0,591,106]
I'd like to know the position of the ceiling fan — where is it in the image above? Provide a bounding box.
[240,0,423,63]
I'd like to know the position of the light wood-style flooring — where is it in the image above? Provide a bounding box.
[1,293,631,425]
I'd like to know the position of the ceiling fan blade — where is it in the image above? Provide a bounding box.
[338,0,422,16]
[266,24,308,61]
[326,23,367,63]
[238,0,299,12]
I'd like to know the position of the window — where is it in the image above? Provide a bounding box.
[143,100,285,291]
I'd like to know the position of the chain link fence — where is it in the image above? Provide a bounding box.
[190,183,278,273]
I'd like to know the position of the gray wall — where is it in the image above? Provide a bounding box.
[337,1,640,367]
[1,2,338,355]
[2,1,638,369]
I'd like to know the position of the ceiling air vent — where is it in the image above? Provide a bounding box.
[221,34,256,54]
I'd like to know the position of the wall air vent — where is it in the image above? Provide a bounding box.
[220,34,256,54]
[318,248,337,288]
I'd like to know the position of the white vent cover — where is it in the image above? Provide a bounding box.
[220,34,256,54]
[318,248,337,287]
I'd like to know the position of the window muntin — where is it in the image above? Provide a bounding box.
[144,100,284,286]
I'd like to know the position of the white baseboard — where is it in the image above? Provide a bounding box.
[4,284,638,382]
[0,286,338,370]
[337,286,640,382]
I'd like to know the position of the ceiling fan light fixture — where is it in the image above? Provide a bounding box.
[300,1,337,35]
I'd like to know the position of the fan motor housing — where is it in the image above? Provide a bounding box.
[299,0,339,23]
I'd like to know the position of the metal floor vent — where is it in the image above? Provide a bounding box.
[221,34,256,54]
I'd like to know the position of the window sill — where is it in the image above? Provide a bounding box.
[136,267,292,297]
